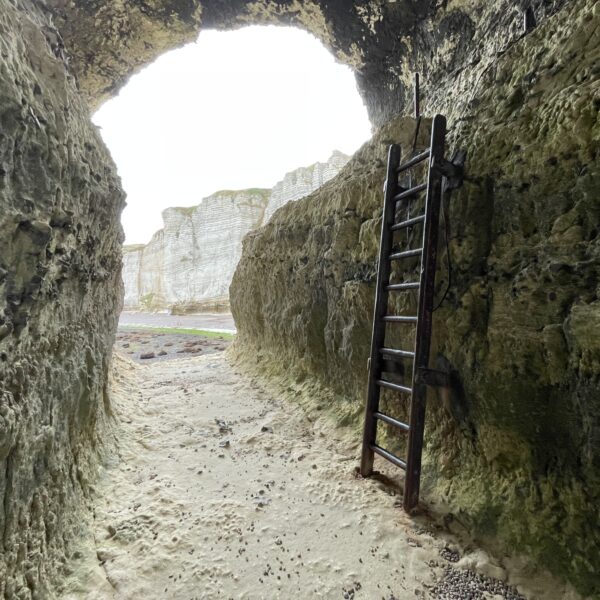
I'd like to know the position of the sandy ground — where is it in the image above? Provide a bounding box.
[61,351,583,600]
[119,312,236,333]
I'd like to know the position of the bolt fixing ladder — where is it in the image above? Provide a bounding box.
[360,114,448,512]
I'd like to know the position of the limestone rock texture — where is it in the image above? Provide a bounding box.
[122,152,348,312]
[231,1,600,594]
[0,0,124,597]
[263,150,350,223]
[0,0,598,597]
[123,189,269,312]
[44,0,569,128]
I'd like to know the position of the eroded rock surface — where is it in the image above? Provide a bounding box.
[0,0,124,597]
[231,0,600,593]
[122,152,348,312]
[0,0,597,596]
[45,0,570,127]
[263,150,349,223]
[122,189,269,312]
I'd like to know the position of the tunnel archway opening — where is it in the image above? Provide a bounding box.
[93,25,371,327]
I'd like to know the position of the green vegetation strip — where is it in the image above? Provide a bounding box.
[118,325,235,340]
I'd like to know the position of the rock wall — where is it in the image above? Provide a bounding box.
[263,150,350,223]
[45,0,572,128]
[0,0,124,597]
[122,189,269,311]
[0,0,597,596]
[123,152,349,312]
[231,0,600,595]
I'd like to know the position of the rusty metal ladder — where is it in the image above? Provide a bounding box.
[360,113,449,512]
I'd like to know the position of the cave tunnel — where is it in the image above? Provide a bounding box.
[96,24,371,316]
[0,0,599,598]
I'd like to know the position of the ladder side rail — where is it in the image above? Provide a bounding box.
[360,144,402,476]
[403,115,447,511]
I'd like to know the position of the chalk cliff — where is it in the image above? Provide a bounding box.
[123,152,349,311]
[263,150,350,223]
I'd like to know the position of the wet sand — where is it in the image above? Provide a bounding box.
[119,311,236,333]
[114,328,231,363]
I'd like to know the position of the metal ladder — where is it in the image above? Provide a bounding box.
[360,113,448,512]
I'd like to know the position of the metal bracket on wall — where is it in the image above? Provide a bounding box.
[433,149,466,191]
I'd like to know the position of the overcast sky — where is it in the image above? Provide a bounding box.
[93,26,372,245]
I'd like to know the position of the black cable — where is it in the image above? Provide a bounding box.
[411,116,422,155]
[407,116,422,192]
[433,188,452,312]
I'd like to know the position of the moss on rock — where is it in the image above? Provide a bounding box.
[231,0,600,593]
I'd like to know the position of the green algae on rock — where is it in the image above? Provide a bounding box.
[231,0,600,593]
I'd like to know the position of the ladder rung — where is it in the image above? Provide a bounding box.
[383,316,418,324]
[371,444,407,469]
[376,380,412,394]
[391,215,425,231]
[396,149,431,173]
[394,183,427,203]
[362,113,448,509]
[389,248,422,261]
[374,412,410,432]
[380,348,415,360]
[386,282,420,291]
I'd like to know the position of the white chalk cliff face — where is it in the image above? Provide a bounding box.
[263,150,350,222]
[123,152,349,311]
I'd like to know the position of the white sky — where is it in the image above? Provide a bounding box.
[93,26,372,245]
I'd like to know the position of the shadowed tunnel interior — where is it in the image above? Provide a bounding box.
[0,0,598,597]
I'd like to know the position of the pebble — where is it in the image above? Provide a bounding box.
[440,547,460,563]
[215,418,231,433]
[430,566,526,600]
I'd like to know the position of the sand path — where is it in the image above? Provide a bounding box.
[62,353,569,600]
